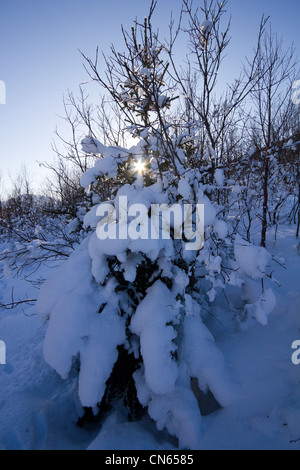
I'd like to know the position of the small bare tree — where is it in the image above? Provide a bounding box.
[248,27,297,246]
[166,0,268,167]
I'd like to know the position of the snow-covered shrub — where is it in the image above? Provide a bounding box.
[0,194,85,278]
[36,7,277,449]
[37,135,277,449]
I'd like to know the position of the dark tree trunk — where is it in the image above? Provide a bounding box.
[261,155,269,247]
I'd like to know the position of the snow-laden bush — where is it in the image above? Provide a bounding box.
[0,194,84,279]
[36,8,277,448]
[36,136,277,449]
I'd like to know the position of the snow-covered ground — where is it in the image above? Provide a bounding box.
[0,225,299,450]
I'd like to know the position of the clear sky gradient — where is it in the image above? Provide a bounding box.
[0,0,299,195]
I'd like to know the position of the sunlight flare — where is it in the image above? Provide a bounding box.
[133,158,147,176]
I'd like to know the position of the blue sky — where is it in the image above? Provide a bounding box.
[0,0,299,195]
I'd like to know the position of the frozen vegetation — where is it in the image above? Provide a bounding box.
[0,0,299,450]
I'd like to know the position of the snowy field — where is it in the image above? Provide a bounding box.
[0,224,299,450]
